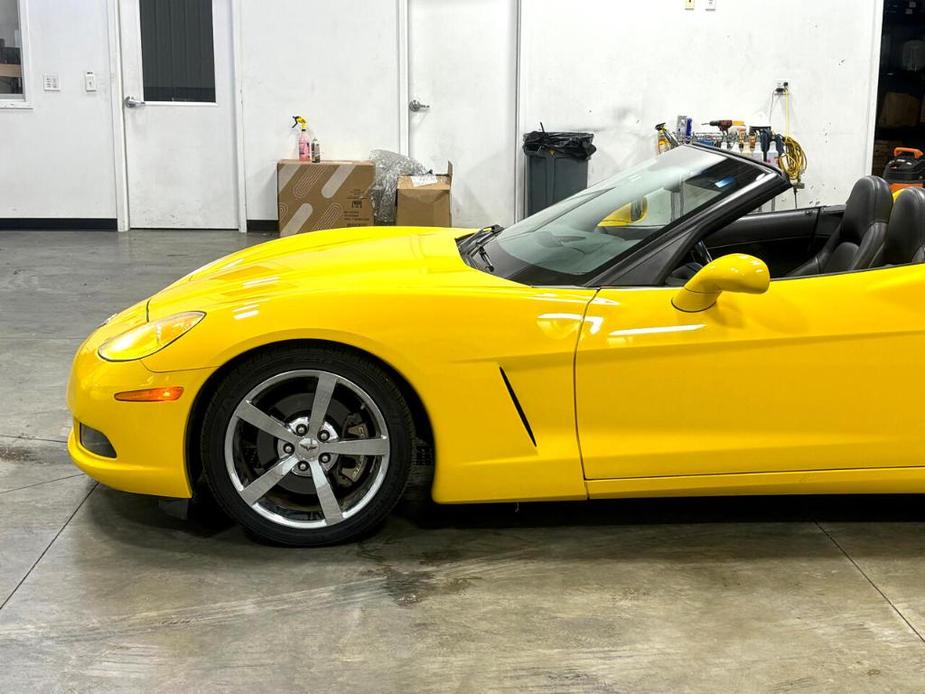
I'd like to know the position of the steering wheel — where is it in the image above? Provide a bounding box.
[691,241,713,266]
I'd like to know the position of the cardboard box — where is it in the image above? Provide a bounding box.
[277,160,374,236]
[878,92,921,129]
[396,163,453,227]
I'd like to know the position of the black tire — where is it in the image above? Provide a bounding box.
[200,345,414,546]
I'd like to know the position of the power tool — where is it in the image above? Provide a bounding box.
[703,120,745,148]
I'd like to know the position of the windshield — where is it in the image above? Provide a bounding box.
[477,146,766,285]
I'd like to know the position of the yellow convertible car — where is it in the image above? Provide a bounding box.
[68,146,925,545]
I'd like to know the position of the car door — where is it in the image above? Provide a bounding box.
[575,264,925,481]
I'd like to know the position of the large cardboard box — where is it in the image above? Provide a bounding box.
[277,160,374,236]
[396,164,453,227]
[878,92,921,129]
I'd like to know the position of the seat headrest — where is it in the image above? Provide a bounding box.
[883,187,925,265]
[842,176,893,244]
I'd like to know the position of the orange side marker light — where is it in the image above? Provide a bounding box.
[114,386,184,402]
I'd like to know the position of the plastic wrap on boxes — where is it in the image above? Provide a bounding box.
[369,149,427,224]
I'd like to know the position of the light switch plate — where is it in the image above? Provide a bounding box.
[84,71,97,92]
[684,0,695,9]
[43,73,60,91]
[705,0,717,9]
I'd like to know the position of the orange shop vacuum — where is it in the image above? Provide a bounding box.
[883,147,925,195]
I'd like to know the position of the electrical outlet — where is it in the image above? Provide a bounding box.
[705,0,717,10]
[84,71,97,92]
[42,73,60,91]
[776,79,790,93]
[684,0,695,9]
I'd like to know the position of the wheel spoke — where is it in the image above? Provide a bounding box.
[240,454,299,506]
[307,373,338,438]
[236,401,301,446]
[307,459,344,523]
[320,437,389,457]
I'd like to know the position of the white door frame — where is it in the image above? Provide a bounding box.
[397,0,410,156]
[105,0,128,231]
[0,0,35,111]
[230,0,247,233]
[863,0,885,177]
[106,0,247,232]
[513,0,524,222]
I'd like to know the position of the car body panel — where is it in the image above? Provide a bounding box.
[67,346,211,498]
[587,466,925,498]
[69,226,593,503]
[577,264,925,480]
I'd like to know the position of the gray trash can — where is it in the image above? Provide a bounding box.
[523,128,596,215]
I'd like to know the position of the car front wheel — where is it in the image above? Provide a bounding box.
[200,346,414,546]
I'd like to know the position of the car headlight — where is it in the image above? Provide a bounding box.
[98,312,205,362]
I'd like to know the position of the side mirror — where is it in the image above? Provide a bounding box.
[672,253,770,312]
[599,197,649,227]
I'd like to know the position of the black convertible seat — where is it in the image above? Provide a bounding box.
[788,176,892,277]
[875,187,925,266]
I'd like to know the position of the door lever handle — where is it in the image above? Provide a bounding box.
[124,95,146,108]
[409,98,430,112]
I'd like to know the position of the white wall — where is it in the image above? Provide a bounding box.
[0,0,117,218]
[239,0,402,221]
[241,0,884,222]
[0,0,886,224]
[519,0,882,210]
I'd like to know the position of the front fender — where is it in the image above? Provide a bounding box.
[142,286,594,504]
[140,292,432,397]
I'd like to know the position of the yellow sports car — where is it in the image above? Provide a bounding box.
[67,146,925,545]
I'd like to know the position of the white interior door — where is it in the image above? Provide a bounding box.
[408,0,517,228]
[119,0,238,229]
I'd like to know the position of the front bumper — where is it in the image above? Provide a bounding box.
[67,322,213,499]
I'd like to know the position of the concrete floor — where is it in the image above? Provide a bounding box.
[1,230,925,692]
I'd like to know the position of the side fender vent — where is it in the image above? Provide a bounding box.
[499,367,537,447]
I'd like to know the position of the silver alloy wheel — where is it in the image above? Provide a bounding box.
[223,369,390,529]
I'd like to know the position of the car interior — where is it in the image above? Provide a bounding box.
[665,176,925,286]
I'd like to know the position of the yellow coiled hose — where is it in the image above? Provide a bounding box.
[778,135,807,185]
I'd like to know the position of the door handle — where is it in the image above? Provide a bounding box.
[124,95,146,108]
[409,98,430,112]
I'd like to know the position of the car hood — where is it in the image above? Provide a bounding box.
[147,226,509,318]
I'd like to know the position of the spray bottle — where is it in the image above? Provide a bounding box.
[311,133,321,163]
[292,115,310,161]
[767,139,780,169]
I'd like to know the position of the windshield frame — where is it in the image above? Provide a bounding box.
[469,145,789,288]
